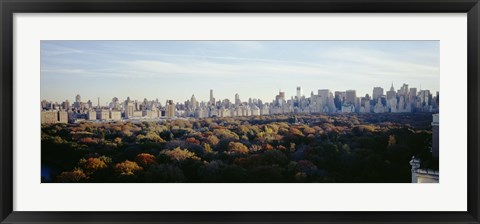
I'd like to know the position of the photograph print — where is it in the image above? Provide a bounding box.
[40,40,439,183]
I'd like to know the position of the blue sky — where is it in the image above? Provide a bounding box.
[41,41,439,105]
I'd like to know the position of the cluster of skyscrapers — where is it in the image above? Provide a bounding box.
[41,83,439,124]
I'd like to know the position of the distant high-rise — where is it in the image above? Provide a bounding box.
[110,97,120,110]
[73,94,82,109]
[110,110,122,121]
[399,83,409,96]
[209,89,215,106]
[235,93,241,106]
[191,94,197,110]
[167,100,175,117]
[58,111,68,123]
[372,87,384,100]
[125,99,135,118]
[86,100,93,109]
[96,109,110,120]
[62,100,70,110]
[334,91,346,110]
[41,111,57,124]
[345,90,356,105]
[296,86,302,100]
[409,88,417,102]
[275,90,286,106]
[318,89,330,105]
[87,110,96,120]
[386,83,396,100]
[418,90,431,107]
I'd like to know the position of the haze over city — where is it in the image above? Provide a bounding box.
[41,40,439,105]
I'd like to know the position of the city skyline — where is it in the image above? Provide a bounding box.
[41,41,439,105]
[41,80,439,124]
[41,83,435,107]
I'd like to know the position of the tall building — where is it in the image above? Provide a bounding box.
[96,109,110,120]
[86,100,93,109]
[87,110,96,120]
[345,90,356,105]
[418,90,431,107]
[333,91,345,110]
[125,98,135,118]
[110,110,122,120]
[41,111,57,124]
[372,87,384,100]
[409,88,417,103]
[386,83,396,100]
[235,93,241,106]
[399,83,409,96]
[317,89,333,112]
[73,94,82,109]
[275,90,286,106]
[166,100,175,117]
[190,95,197,110]
[41,100,49,110]
[126,103,135,118]
[317,89,330,105]
[296,86,302,100]
[110,97,120,110]
[58,111,68,123]
[61,100,70,110]
[209,89,215,106]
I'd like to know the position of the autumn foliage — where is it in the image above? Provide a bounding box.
[135,153,157,167]
[41,113,435,183]
[114,160,143,176]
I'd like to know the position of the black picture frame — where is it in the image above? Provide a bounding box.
[1,0,479,223]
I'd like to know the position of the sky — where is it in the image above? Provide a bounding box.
[41,41,439,106]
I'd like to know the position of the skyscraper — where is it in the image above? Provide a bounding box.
[372,87,384,100]
[125,97,135,118]
[73,94,82,109]
[386,83,396,100]
[209,89,215,106]
[275,90,286,106]
[345,90,356,105]
[409,88,417,103]
[235,93,241,106]
[296,86,302,100]
[167,100,175,117]
[317,89,330,106]
[58,111,68,123]
[61,100,70,110]
[190,94,197,110]
[399,83,409,96]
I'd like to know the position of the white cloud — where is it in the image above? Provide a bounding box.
[115,59,330,80]
[314,47,439,79]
